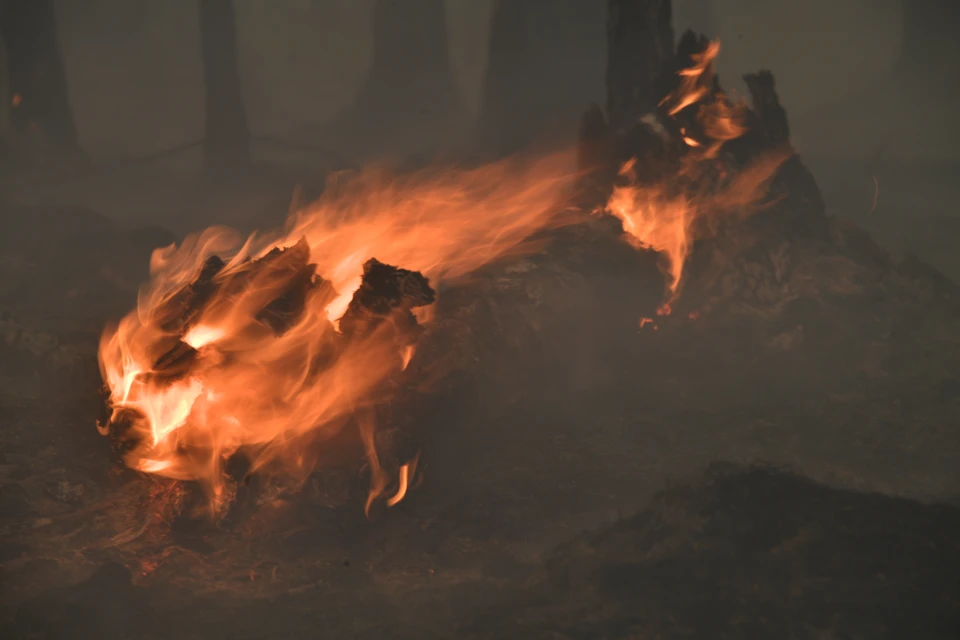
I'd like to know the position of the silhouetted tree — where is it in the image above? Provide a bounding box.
[0,0,79,154]
[606,0,674,130]
[329,0,463,158]
[477,0,606,157]
[199,0,250,171]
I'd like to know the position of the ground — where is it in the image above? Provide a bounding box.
[0,158,958,639]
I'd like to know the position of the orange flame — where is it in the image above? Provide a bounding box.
[387,455,419,508]
[98,152,579,515]
[606,40,789,306]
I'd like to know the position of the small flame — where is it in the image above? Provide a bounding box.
[387,455,419,508]
[11,93,21,107]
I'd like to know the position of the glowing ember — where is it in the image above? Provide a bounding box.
[605,40,790,308]
[99,152,579,515]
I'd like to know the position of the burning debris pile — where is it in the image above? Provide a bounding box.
[99,240,434,517]
[96,153,580,518]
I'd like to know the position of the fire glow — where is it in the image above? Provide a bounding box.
[98,153,579,515]
[604,40,790,310]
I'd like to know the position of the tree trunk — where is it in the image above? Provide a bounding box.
[606,0,674,130]
[477,0,606,158]
[327,0,463,160]
[198,0,250,172]
[0,0,79,154]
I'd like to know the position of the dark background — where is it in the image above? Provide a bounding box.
[2,0,958,274]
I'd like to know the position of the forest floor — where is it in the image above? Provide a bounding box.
[0,159,958,639]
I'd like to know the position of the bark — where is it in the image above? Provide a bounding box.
[0,0,79,153]
[198,0,250,171]
[605,0,674,130]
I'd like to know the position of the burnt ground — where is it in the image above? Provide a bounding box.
[0,163,959,639]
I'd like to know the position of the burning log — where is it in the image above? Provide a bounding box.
[95,150,579,517]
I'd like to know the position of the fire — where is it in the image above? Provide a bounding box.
[606,40,789,306]
[98,152,578,515]
[386,456,419,508]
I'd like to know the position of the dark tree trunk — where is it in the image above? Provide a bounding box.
[198,0,250,172]
[477,0,606,158]
[606,0,674,130]
[328,0,463,159]
[672,0,716,39]
[0,0,79,153]
[476,0,535,157]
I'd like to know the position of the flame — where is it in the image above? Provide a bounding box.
[400,345,415,371]
[11,93,21,107]
[99,152,579,514]
[387,455,419,508]
[606,40,789,306]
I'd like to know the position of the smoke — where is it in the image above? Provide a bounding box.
[41,0,960,164]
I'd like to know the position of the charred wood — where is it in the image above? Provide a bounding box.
[198,0,250,171]
[743,71,790,150]
[155,255,224,334]
[339,258,436,343]
[606,0,675,130]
